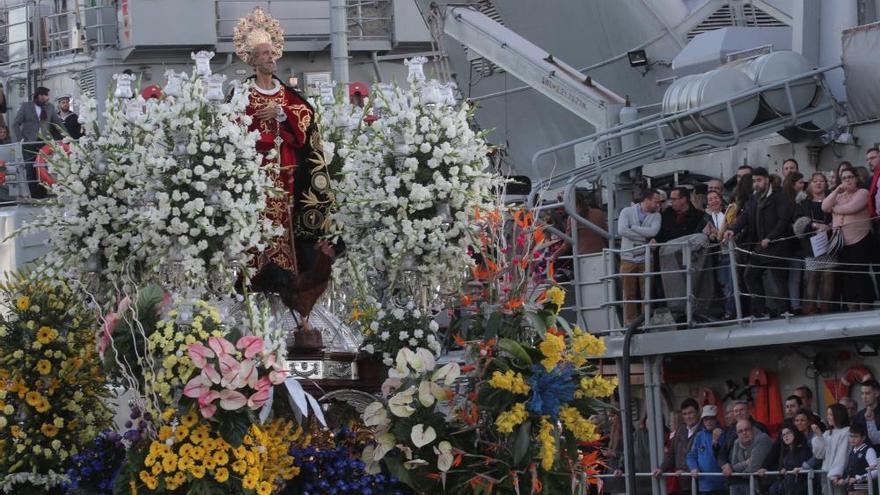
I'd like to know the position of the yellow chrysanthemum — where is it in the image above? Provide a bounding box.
[25,391,42,407]
[191,464,206,479]
[488,370,531,395]
[40,423,59,438]
[157,426,173,442]
[213,450,229,466]
[15,296,29,311]
[242,473,258,490]
[559,406,598,442]
[257,481,273,495]
[175,425,189,442]
[538,333,565,371]
[214,467,229,483]
[537,417,556,471]
[36,359,52,375]
[36,326,55,344]
[495,402,528,434]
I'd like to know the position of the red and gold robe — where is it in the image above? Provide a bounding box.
[245,79,332,274]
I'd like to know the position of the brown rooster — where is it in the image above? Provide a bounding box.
[247,240,339,330]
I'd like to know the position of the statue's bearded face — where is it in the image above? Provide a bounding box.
[251,43,276,75]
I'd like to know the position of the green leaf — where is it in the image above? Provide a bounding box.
[384,456,415,489]
[186,478,216,495]
[218,412,252,447]
[555,313,573,333]
[513,420,532,468]
[484,311,502,340]
[563,427,579,460]
[524,311,548,336]
[497,338,532,366]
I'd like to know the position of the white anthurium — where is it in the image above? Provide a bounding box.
[362,401,390,427]
[360,444,382,475]
[388,386,417,417]
[410,424,437,448]
[418,379,446,407]
[432,362,461,387]
[435,441,454,472]
[373,432,396,461]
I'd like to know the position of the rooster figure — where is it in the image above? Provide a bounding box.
[246,240,342,348]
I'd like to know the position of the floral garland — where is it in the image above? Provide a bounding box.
[0,272,113,492]
[330,79,503,300]
[35,58,279,304]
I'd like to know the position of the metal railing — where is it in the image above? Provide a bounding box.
[214,0,393,42]
[0,1,116,67]
[570,225,880,336]
[586,468,879,495]
[530,64,843,187]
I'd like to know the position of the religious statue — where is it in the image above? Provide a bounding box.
[233,8,338,340]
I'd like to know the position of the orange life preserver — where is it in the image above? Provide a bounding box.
[749,367,784,438]
[34,141,70,186]
[834,365,873,400]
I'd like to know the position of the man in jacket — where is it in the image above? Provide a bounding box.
[723,167,794,317]
[654,398,703,494]
[618,188,661,325]
[657,186,707,243]
[12,87,66,198]
[687,405,726,495]
[725,420,772,495]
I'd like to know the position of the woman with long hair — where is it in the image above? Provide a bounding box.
[794,172,835,313]
[704,190,736,318]
[764,426,813,495]
[822,165,876,311]
[813,403,851,494]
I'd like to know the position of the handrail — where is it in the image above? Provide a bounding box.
[530,63,843,183]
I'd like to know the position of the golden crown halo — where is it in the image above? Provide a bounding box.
[233,7,284,64]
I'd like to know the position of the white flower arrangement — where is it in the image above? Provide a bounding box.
[326,74,503,300]
[35,55,280,302]
[356,300,442,362]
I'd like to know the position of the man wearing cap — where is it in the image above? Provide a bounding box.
[54,95,80,140]
[687,405,726,495]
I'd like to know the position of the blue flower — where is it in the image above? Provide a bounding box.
[526,363,576,420]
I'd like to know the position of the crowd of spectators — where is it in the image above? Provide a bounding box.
[615,153,880,323]
[598,381,880,495]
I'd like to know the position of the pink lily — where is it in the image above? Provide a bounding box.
[183,375,212,399]
[209,336,236,358]
[236,336,264,359]
[187,343,214,369]
[219,390,247,411]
